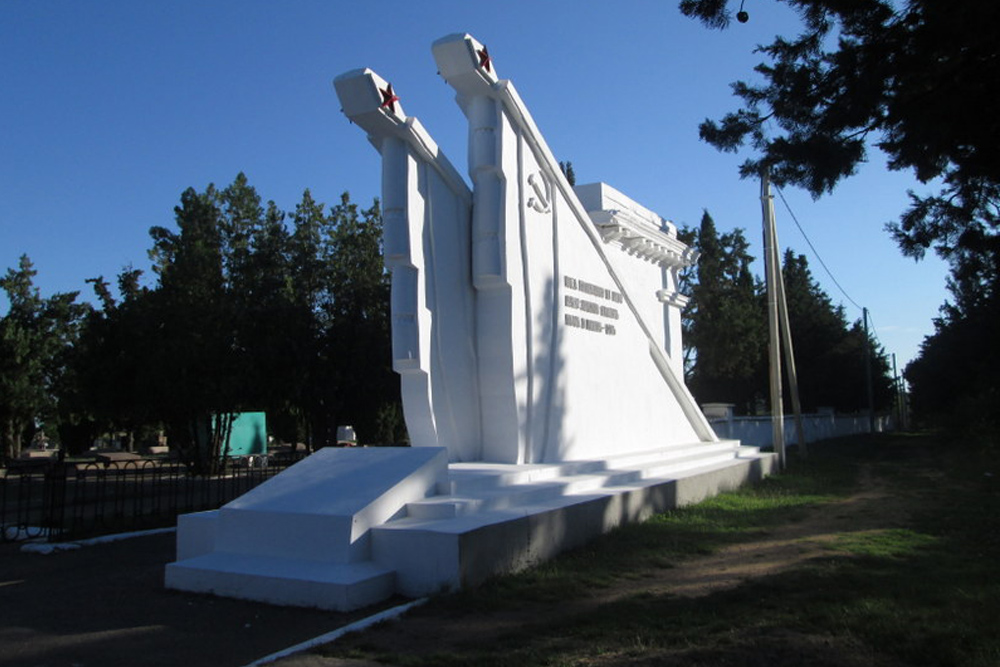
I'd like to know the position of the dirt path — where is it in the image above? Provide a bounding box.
[276,461,909,666]
[645,464,905,599]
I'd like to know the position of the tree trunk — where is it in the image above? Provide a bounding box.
[3,416,25,462]
[214,412,235,474]
[2,416,13,463]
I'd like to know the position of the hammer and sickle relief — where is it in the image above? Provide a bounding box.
[527,172,551,213]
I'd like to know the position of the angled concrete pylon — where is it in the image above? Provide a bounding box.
[165,34,775,612]
[434,34,717,465]
[335,68,482,461]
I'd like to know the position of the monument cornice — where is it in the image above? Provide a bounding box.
[591,209,699,270]
[657,289,691,309]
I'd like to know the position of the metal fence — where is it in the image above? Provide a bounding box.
[1,453,307,543]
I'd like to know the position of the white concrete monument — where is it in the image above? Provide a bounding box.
[166,34,775,611]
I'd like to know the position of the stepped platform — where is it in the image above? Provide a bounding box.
[165,443,775,610]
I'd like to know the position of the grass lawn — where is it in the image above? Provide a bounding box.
[314,431,1000,666]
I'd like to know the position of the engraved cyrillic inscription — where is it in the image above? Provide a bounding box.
[561,275,622,336]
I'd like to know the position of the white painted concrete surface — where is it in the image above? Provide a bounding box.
[165,32,776,612]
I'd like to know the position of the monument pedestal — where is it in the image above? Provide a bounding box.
[167,441,773,609]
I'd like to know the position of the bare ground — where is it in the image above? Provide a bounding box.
[0,533,403,667]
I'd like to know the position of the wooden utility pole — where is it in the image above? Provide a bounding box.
[761,171,785,468]
[774,238,807,458]
[864,307,875,432]
[761,171,807,465]
[892,352,904,431]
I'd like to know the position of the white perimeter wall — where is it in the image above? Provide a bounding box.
[710,412,896,448]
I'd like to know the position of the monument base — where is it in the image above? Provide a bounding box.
[166,443,776,610]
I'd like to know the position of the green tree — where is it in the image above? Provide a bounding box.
[285,189,335,447]
[682,212,766,413]
[681,223,894,415]
[69,267,153,454]
[148,184,241,470]
[904,281,1000,439]
[0,256,85,460]
[780,250,893,412]
[218,177,296,429]
[681,0,1000,282]
[66,176,402,461]
[681,0,994,428]
[559,161,576,187]
[321,194,401,444]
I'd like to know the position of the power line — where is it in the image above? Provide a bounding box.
[865,308,885,351]
[772,184,891,356]
[774,185,890,352]
[772,185,865,312]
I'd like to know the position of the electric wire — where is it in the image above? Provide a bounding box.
[773,184,865,312]
[772,183,888,354]
[865,308,885,351]
[761,120,896,391]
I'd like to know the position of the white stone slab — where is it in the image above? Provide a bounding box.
[333,68,482,463]
[165,551,395,611]
[222,447,444,558]
[175,510,218,561]
[226,445,444,514]
[433,31,714,464]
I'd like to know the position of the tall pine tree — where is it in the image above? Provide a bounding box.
[683,212,765,413]
[780,251,893,413]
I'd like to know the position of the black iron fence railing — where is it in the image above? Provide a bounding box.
[1,453,307,543]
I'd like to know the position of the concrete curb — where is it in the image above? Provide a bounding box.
[19,526,176,554]
[242,597,429,666]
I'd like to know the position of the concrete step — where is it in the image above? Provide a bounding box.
[165,551,395,612]
[374,451,778,598]
[407,442,742,519]
[737,445,764,457]
[442,441,739,494]
[405,452,750,525]
[599,440,741,470]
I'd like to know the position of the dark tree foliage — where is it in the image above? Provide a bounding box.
[146,184,240,470]
[284,189,331,445]
[682,0,999,430]
[66,175,401,468]
[681,218,894,414]
[779,250,893,412]
[904,261,1000,437]
[559,161,576,187]
[905,298,1000,441]
[0,256,85,460]
[681,212,766,413]
[68,268,151,454]
[321,195,400,445]
[681,0,1000,278]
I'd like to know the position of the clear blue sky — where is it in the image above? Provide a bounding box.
[1,0,948,372]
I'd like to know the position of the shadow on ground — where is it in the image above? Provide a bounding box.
[0,532,399,667]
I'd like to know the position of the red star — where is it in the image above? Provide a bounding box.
[477,46,491,73]
[379,83,400,113]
